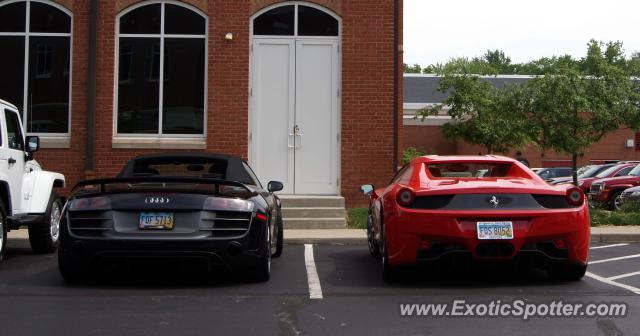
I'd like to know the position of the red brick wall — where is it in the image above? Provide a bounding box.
[35,0,88,196]
[30,0,402,207]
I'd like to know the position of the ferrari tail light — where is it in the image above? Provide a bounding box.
[566,187,584,206]
[396,188,416,207]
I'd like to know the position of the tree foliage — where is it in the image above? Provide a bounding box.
[416,74,530,154]
[414,40,640,185]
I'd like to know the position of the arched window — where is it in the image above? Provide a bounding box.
[253,3,339,37]
[116,2,206,136]
[0,0,72,135]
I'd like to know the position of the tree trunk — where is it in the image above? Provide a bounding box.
[572,152,578,186]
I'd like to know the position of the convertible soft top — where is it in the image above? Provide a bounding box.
[116,152,256,185]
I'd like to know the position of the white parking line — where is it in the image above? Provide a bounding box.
[585,272,640,295]
[304,244,323,300]
[590,243,629,250]
[589,253,640,265]
[608,271,640,281]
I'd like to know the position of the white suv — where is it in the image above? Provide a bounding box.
[0,99,65,262]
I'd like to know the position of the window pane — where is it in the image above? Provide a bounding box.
[298,6,339,36]
[162,38,204,135]
[29,2,71,33]
[26,36,70,133]
[5,110,24,151]
[0,36,25,112]
[117,37,160,134]
[0,2,26,33]
[120,4,161,34]
[164,4,205,35]
[253,5,294,36]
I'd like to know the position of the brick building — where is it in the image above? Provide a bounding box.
[403,74,640,168]
[0,0,404,207]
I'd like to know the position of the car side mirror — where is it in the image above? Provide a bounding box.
[360,184,374,195]
[268,181,284,192]
[26,136,39,154]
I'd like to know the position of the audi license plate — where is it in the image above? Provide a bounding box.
[139,212,175,230]
[477,222,513,240]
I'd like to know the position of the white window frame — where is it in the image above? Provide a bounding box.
[114,0,208,139]
[0,0,73,138]
[250,1,342,40]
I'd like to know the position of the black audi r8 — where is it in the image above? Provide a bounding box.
[58,153,284,282]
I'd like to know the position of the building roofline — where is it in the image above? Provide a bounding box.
[404,73,538,79]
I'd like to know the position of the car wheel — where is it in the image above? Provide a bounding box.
[609,191,623,211]
[28,193,62,254]
[549,263,587,281]
[0,203,6,262]
[58,250,88,283]
[380,224,399,283]
[367,212,380,257]
[248,225,271,282]
[272,211,284,258]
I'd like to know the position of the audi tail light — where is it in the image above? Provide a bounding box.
[68,196,111,211]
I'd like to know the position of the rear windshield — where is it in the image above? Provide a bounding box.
[426,163,518,178]
[132,158,229,179]
[579,165,611,178]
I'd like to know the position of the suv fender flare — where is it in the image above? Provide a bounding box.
[24,171,65,214]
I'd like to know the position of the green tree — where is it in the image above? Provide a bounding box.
[526,41,640,184]
[403,63,422,73]
[416,74,529,154]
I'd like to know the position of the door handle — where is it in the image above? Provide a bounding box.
[8,157,16,165]
[293,125,302,149]
[295,131,302,149]
[288,133,295,148]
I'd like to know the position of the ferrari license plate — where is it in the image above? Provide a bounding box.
[477,222,513,240]
[139,212,175,230]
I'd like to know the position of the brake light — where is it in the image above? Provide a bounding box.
[396,188,416,207]
[68,196,111,211]
[255,213,268,222]
[566,187,584,206]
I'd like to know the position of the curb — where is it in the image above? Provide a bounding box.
[591,233,640,243]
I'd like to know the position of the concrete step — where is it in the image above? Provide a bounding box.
[284,218,346,229]
[282,207,345,219]
[278,195,345,208]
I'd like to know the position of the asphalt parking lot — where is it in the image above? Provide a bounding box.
[1,238,639,336]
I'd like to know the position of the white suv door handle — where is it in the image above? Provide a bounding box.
[8,157,16,165]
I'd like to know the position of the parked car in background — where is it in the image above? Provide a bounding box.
[537,167,573,180]
[0,99,66,263]
[549,164,616,186]
[590,164,640,210]
[555,163,636,193]
[361,155,589,282]
[619,186,640,207]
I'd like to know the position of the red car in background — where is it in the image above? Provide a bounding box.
[361,155,590,282]
[553,163,636,193]
[590,163,640,210]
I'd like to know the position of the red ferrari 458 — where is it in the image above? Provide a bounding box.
[361,155,590,282]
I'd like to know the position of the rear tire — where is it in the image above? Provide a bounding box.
[367,213,380,257]
[272,211,284,258]
[58,251,88,283]
[29,193,62,254]
[0,203,7,262]
[549,263,587,281]
[380,224,400,283]
[248,226,271,282]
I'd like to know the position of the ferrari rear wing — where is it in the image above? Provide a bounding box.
[71,177,255,197]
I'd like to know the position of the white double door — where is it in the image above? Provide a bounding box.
[250,38,340,195]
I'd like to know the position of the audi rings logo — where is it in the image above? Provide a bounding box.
[145,196,170,204]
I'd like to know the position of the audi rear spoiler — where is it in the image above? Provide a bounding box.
[71,177,255,197]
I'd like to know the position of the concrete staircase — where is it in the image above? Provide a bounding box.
[279,195,346,229]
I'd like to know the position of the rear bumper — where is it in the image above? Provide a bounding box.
[385,206,590,267]
[59,223,268,271]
